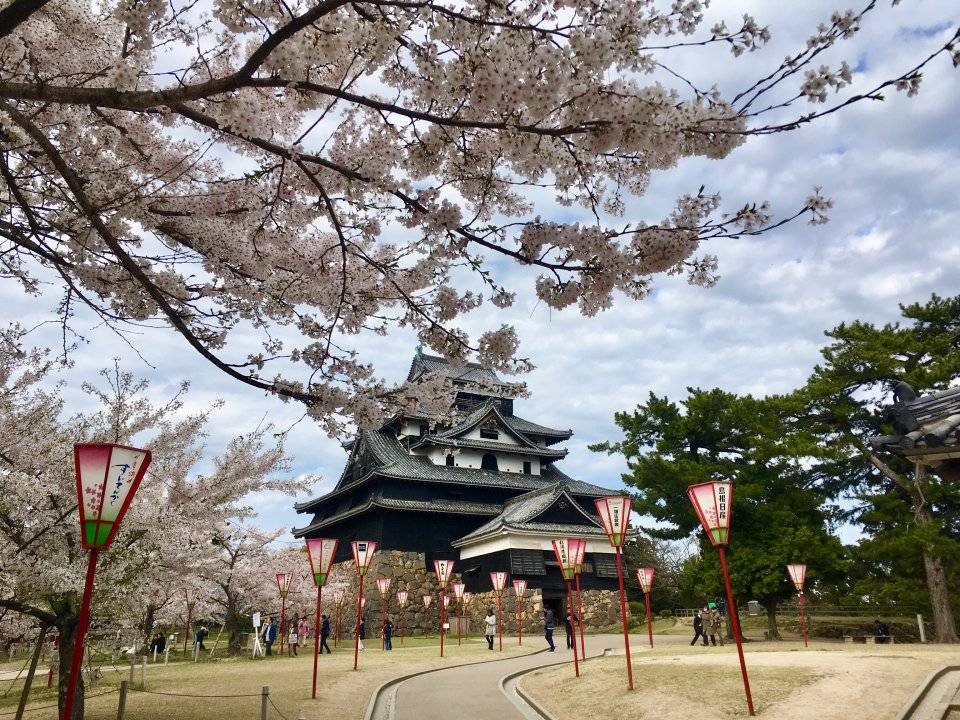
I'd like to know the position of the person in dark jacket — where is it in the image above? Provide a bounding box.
[544,608,556,653]
[690,608,709,647]
[383,617,394,651]
[195,625,209,651]
[262,617,277,656]
[564,614,574,649]
[319,614,332,654]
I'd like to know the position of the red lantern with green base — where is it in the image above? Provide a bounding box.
[512,579,527,646]
[550,539,581,677]
[305,538,338,698]
[786,564,809,648]
[594,496,633,690]
[637,567,655,648]
[570,538,587,659]
[66,443,151,720]
[396,590,409,645]
[452,582,466,646]
[433,560,454,657]
[687,481,754,716]
[275,571,293,655]
[376,577,391,650]
[351,540,377,670]
[490,571,508,652]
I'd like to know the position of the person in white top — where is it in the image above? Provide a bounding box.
[484,609,497,650]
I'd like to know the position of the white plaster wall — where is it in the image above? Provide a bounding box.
[459,534,615,560]
[421,446,540,475]
[464,425,518,445]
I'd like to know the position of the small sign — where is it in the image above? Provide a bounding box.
[253,612,261,628]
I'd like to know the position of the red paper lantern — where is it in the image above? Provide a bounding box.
[276,572,293,598]
[305,539,339,587]
[594,496,631,547]
[376,577,392,596]
[443,595,451,608]
[786,563,806,592]
[452,582,466,600]
[422,594,433,608]
[551,539,577,580]
[396,590,409,606]
[75,443,151,550]
[637,567,655,593]
[687,481,732,546]
[351,540,377,575]
[490,571,508,593]
[433,559,455,588]
[512,579,527,597]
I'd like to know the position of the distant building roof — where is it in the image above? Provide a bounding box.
[869,382,960,460]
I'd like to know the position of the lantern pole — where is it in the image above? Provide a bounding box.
[718,546,754,716]
[566,578,580,678]
[517,596,523,647]
[439,592,446,658]
[312,585,322,698]
[644,590,653,649]
[354,581,363,671]
[458,597,463,647]
[278,593,287,656]
[335,601,341,648]
[496,592,503,652]
[62,548,98,720]
[798,591,809,648]
[614,546,633,690]
[575,572,585,659]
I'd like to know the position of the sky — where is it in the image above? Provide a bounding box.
[3,0,959,546]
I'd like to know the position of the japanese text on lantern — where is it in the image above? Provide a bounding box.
[717,484,727,522]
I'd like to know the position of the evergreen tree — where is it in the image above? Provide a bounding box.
[592,389,845,639]
[796,294,960,642]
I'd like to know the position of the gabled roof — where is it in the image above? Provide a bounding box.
[409,401,567,458]
[452,482,607,546]
[407,353,519,397]
[294,429,611,514]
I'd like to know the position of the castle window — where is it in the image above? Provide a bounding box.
[522,461,531,475]
[481,453,499,471]
[446,453,455,466]
[480,420,499,440]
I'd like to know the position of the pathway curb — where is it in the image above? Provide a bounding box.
[363,647,547,720]
[497,649,612,720]
[894,664,960,720]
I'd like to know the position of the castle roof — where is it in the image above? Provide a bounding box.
[452,481,607,546]
[406,352,519,397]
[293,428,609,517]
[868,381,960,460]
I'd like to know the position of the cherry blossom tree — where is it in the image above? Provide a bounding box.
[0,325,306,719]
[0,0,955,433]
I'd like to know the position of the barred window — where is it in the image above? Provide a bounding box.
[510,549,546,576]
[593,553,619,578]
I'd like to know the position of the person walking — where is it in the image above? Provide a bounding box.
[384,616,394,651]
[288,621,299,657]
[708,608,725,646]
[298,616,310,647]
[356,618,366,651]
[484,609,497,650]
[690,608,709,647]
[195,624,208,651]
[262,617,277,656]
[563,613,574,649]
[319,614,332,655]
[544,608,556,653]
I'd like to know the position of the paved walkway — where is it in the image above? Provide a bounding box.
[388,633,687,720]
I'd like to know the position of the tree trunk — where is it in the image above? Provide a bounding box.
[765,598,781,640]
[56,615,83,720]
[224,595,242,655]
[915,463,959,643]
[141,603,156,648]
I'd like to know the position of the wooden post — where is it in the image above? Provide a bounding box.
[260,686,270,720]
[128,653,135,686]
[14,626,48,720]
[152,646,157,664]
[917,614,926,643]
[116,680,128,720]
[140,656,146,689]
[164,647,169,665]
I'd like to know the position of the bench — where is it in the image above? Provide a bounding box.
[843,635,896,644]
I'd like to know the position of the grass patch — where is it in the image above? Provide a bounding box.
[520,656,822,719]
[1,636,531,720]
